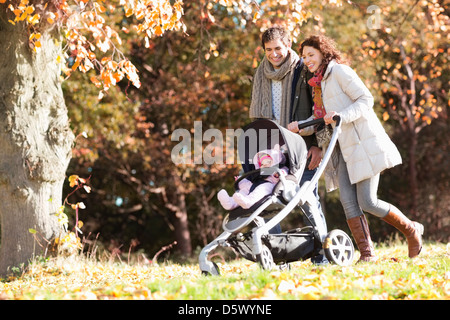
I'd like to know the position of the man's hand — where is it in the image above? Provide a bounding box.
[307,146,322,170]
[287,121,300,133]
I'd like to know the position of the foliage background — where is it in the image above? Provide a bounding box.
[61,0,449,259]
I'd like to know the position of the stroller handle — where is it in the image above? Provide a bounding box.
[297,115,341,130]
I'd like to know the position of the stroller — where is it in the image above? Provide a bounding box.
[199,117,355,275]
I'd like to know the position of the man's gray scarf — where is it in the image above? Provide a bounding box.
[249,49,300,128]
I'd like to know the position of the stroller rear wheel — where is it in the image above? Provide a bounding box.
[323,229,354,266]
[257,245,275,271]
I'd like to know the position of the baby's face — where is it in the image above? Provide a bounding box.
[260,158,273,168]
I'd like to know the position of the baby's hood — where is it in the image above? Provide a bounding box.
[252,144,286,169]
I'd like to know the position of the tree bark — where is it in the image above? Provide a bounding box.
[0,20,74,276]
[164,172,192,257]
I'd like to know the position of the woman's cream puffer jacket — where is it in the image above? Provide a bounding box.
[322,60,402,190]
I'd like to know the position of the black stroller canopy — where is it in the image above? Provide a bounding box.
[237,119,307,175]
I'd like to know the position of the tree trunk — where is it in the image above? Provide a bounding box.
[167,173,192,257]
[407,130,419,217]
[0,20,74,276]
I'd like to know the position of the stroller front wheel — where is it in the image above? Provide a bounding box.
[201,261,220,276]
[323,229,355,266]
[257,245,275,271]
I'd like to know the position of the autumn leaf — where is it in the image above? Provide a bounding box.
[154,26,163,36]
[68,175,80,187]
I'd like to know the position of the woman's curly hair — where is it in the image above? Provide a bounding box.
[300,34,348,66]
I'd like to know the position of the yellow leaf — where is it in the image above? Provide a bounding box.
[382,111,389,121]
[69,175,80,187]
[28,13,39,24]
[25,6,34,14]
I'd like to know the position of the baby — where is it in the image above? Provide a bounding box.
[218,146,288,210]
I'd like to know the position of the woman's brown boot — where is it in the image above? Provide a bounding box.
[347,215,377,263]
[382,208,424,258]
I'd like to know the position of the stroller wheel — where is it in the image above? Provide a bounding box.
[257,245,275,271]
[323,229,354,266]
[277,262,291,271]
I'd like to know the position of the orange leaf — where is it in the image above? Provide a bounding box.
[113,72,122,82]
[154,26,163,36]
[125,7,133,17]
[71,59,80,71]
[101,57,111,65]
[90,76,102,87]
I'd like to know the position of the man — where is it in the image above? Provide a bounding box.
[249,26,328,265]
[249,26,299,128]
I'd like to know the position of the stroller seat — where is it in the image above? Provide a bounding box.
[227,194,273,220]
[228,171,300,220]
[223,173,300,234]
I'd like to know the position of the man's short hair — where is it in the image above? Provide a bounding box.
[261,26,292,49]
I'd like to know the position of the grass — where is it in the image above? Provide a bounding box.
[0,241,448,300]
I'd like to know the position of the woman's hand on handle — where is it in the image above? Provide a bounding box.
[324,111,339,125]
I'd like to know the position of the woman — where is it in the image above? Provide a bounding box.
[290,34,423,262]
